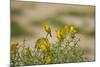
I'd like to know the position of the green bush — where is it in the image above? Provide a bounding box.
[10,24,88,66]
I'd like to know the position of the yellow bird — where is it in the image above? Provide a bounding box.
[44,23,52,37]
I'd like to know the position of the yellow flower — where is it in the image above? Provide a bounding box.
[11,42,18,54]
[56,28,65,42]
[70,25,79,35]
[43,39,50,49]
[44,23,52,37]
[61,25,69,37]
[35,38,50,53]
[24,48,32,56]
[40,44,47,53]
[45,55,52,64]
[56,25,69,42]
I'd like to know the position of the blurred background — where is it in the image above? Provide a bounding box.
[11,0,95,61]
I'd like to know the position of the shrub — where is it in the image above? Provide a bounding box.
[10,23,88,66]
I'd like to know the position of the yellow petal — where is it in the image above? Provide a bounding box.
[45,55,52,64]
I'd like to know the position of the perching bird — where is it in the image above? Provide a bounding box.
[44,23,52,37]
